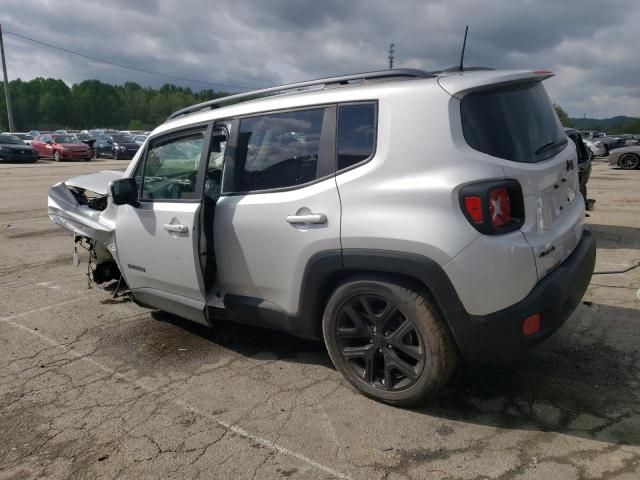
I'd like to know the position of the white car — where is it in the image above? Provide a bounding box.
[583,138,607,157]
[48,68,596,406]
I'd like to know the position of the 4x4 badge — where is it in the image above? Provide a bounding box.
[566,159,575,171]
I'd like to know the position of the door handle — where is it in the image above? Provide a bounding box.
[163,223,189,233]
[286,213,327,225]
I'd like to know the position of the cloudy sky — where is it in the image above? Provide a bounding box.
[1,0,639,118]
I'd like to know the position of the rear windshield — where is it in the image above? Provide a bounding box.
[461,81,567,163]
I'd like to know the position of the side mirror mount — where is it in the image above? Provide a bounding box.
[110,178,139,207]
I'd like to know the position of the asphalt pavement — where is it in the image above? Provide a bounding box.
[1,158,639,479]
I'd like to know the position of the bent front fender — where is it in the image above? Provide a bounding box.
[47,181,116,247]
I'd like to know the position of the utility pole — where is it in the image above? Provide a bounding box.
[388,43,395,70]
[0,24,15,132]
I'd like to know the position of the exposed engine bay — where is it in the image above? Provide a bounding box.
[48,170,130,297]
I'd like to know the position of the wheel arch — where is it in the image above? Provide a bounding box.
[296,249,469,348]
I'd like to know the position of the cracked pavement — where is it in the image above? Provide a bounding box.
[1,159,639,479]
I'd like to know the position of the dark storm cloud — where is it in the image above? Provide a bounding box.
[1,0,638,117]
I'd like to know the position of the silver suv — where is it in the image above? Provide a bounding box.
[48,68,596,406]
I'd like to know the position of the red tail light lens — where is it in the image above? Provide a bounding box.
[489,187,512,228]
[463,196,483,223]
[459,179,524,235]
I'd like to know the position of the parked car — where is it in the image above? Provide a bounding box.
[583,138,607,157]
[133,134,148,146]
[94,133,140,159]
[581,131,625,155]
[565,128,592,204]
[1,132,34,145]
[48,68,596,406]
[75,132,96,156]
[608,145,640,169]
[0,134,39,163]
[32,134,92,161]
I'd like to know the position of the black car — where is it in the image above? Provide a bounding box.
[94,134,140,160]
[0,134,39,163]
[565,128,592,206]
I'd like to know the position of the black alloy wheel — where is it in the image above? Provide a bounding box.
[323,277,458,406]
[336,294,425,391]
[619,153,639,170]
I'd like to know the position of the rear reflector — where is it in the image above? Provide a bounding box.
[463,196,483,223]
[489,187,512,228]
[523,313,541,336]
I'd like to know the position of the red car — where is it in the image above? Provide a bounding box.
[32,134,92,161]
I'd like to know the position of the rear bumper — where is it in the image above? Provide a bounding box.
[452,228,596,365]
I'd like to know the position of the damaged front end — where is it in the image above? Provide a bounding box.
[48,171,126,289]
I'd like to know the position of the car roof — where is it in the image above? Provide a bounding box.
[156,68,552,137]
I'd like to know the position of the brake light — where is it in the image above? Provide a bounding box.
[489,187,511,228]
[459,180,524,235]
[463,196,483,223]
[522,313,541,336]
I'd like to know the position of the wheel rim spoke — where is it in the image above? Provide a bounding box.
[336,293,426,392]
[388,318,413,345]
[385,350,418,381]
[342,304,370,336]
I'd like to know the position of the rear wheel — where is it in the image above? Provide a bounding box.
[53,150,61,162]
[323,276,458,407]
[83,157,91,162]
[619,153,639,170]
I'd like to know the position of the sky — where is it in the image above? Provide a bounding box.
[1,0,639,119]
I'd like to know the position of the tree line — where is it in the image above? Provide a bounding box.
[554,104,640,134]
[2,77,637,134]
[0,78,229,132]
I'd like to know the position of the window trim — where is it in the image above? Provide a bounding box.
[136,125,212,204]
[220,105,337,196]
[335,100,379,175]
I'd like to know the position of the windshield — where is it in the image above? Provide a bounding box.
[53,135,81,144]
[0,135,25,145]
[111,135,133,143]
[461,81,567,163]
[13,133,33,140]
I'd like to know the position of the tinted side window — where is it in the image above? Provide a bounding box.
[226,108,325,192]
[337,103,376,170]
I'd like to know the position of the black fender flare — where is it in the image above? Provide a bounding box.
[296,249,470,349]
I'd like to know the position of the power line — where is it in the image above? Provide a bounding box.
[3,29,252,90]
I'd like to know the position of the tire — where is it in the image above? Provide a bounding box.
[83,157,91,162]
[54,150,61,162]
[322,276,458,407]
[114,150,119,160]
[619,153,639,170]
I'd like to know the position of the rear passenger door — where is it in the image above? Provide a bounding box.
[214,106,341,316]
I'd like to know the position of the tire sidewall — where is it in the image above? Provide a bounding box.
[323,279,446,405]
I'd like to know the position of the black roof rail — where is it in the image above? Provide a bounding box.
[166,69,433,121]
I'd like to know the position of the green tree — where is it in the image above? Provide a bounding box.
[554,104,573,128]
[0,77,230,130]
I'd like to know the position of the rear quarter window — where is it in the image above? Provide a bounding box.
[461,81,567,163]
[337,103,376,171]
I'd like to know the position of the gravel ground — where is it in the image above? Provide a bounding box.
[0,158,638,479]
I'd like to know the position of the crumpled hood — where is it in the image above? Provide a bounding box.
[65,170,124,195]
